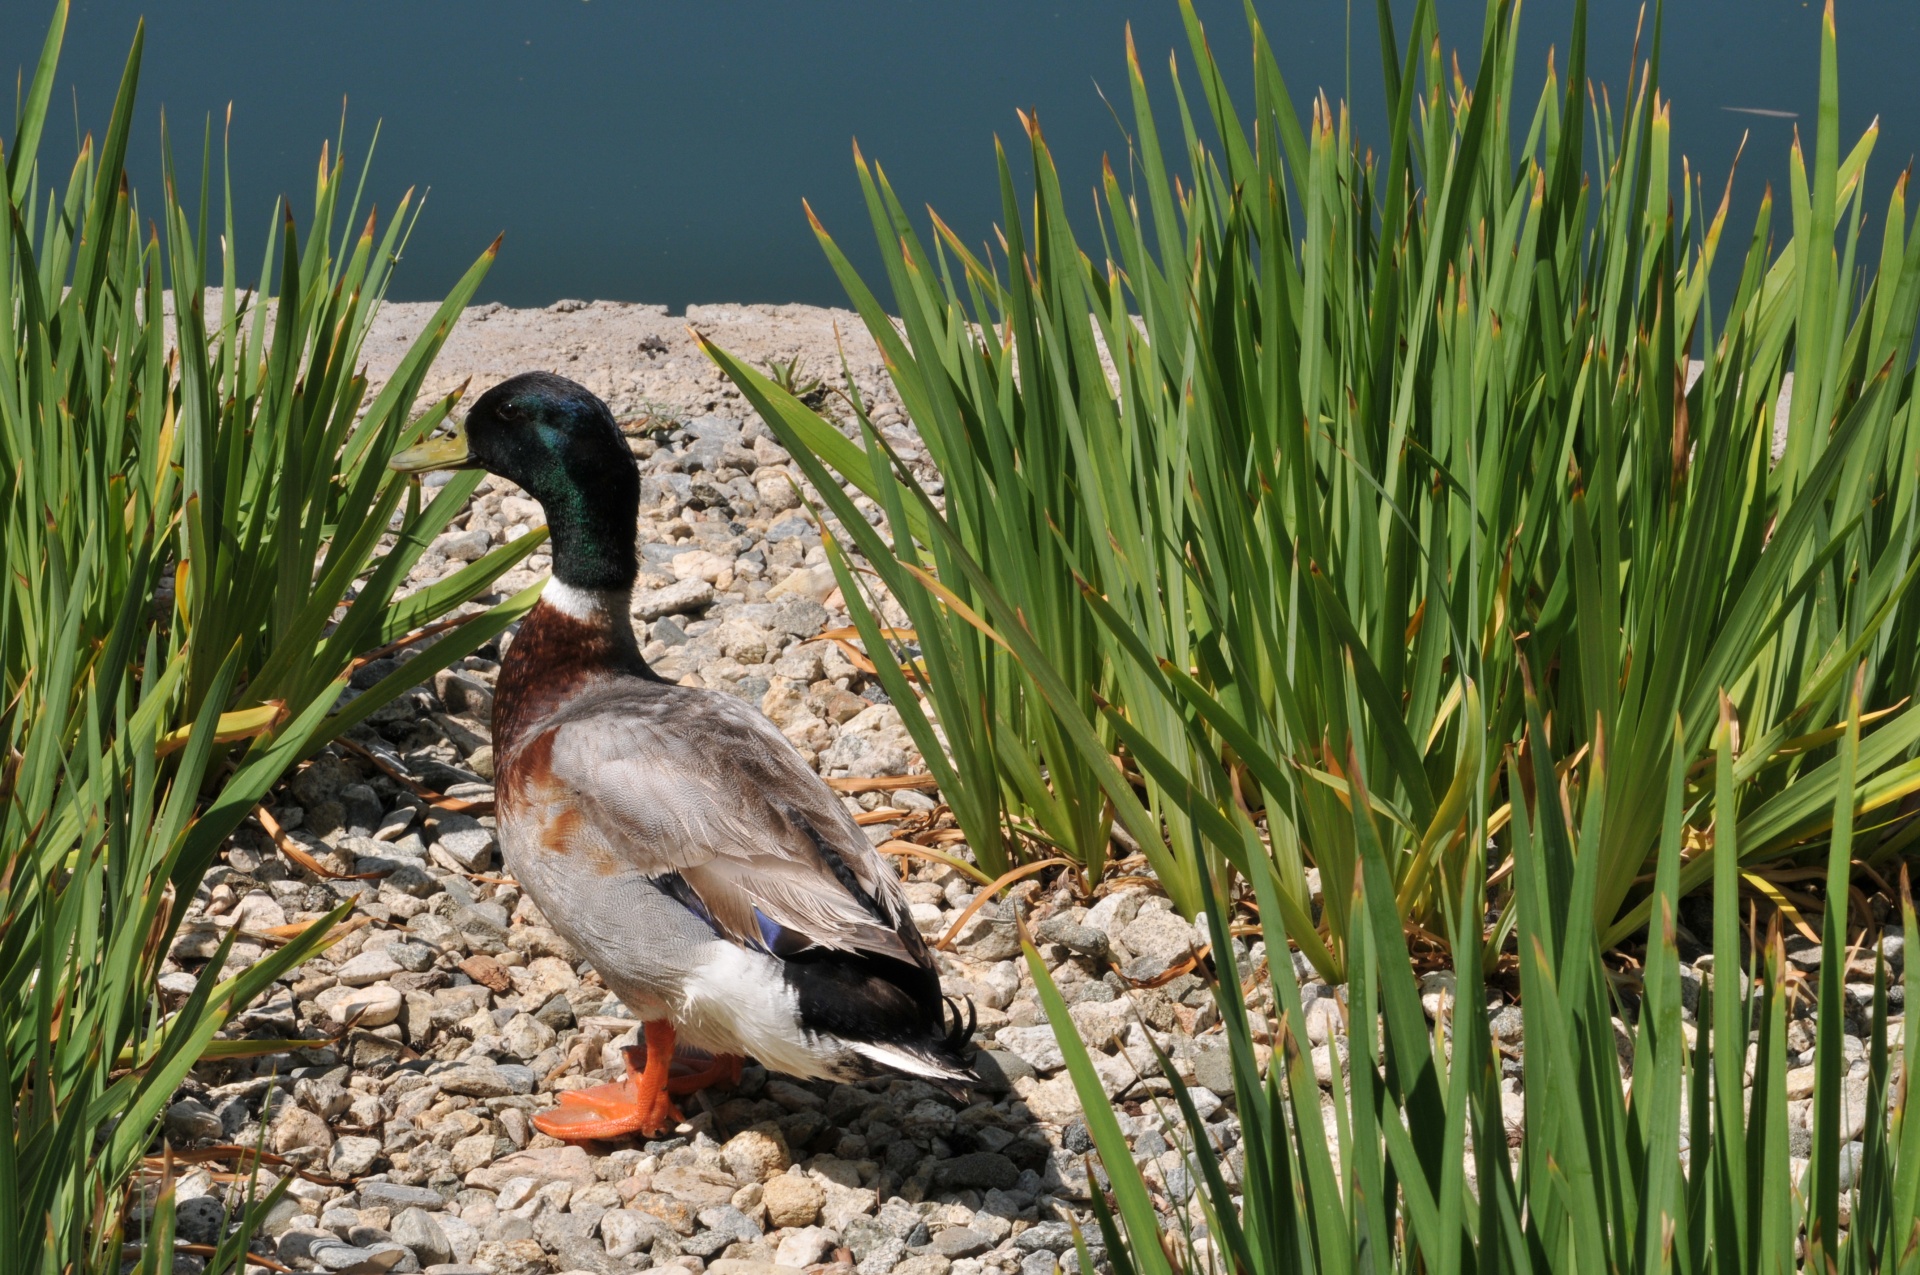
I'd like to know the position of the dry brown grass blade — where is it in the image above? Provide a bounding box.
[826,774,938,793]
[936,858,1073,950]
[255,806,389,881]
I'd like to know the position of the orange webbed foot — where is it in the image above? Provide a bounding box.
[667,1052,744,1095]
[532,1021,685,1143]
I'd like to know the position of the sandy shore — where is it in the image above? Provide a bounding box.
[358,299,902,428]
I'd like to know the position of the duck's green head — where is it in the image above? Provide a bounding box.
[393,371,639,590]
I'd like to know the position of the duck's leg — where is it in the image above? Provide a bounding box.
[667,1052,744,1095]
[531,1020,684,1141]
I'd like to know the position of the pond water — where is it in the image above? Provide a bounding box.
[35,1,1920,310]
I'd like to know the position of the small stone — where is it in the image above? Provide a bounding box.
[1117,908,1195,979]
[996,1026,1064,1074]
[769,596,829,638]
[335,950,406,987]
[971,1049,1036,1096]
[602,1207,674,1257]
[450,1134,496,1175]
[330,1136,384,1179]
[721,1127,791,1183]
[165,1098,226,1144]
[174,1195,227,1245]
[761,1172,824,1227]
[893,1257,953,1275]
[1020,1251,1059,1275]
[775,1226,837,1268]
[931,1228,992,1260]
[934,1153,1019,1192]
[330,983,404,1028]
[1034,914,1109,960]
[359,1183,446,1212]
[432,815,497,872]
[437,1062,533,1098]
[458,954,513,993]
[633,578,716,621]
[271,1105,334,1155]
[392,1208,453,1265]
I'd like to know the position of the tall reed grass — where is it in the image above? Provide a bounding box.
[1,5,539,1266]
[709,0,1920,980]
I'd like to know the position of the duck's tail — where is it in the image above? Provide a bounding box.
[846,996,978,1097]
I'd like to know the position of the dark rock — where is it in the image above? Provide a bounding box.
[173,1195,227,1245]
[933,1152,1019,1191]
[972,1049,1036,1096]
[534,993,576,1030]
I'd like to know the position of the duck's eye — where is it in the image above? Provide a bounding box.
[496,400,524,422]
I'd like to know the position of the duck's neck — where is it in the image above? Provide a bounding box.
[492,490,658,757]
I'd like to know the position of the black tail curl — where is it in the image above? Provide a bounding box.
[942,995,979,1056]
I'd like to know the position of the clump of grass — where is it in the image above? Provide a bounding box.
[0,4,540,1265]
[1037,688,1918,1272]
[708,0,1920,1263]
[710,0,1920,980]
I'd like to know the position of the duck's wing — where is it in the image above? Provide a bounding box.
[514,684,926,965]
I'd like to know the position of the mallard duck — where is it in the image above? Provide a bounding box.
[392,371,975,1141]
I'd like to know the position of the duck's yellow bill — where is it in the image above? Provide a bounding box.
[390,427,474,473]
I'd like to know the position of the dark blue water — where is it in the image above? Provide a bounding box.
[30,1,1920,310]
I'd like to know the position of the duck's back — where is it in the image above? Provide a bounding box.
[496,668,972,1086]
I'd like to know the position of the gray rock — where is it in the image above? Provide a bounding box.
[1488,1004,1524,1043]
[931,1227,993,1259]
[437,1062,534,1098]
[392,1208,453,1266]
[958,901,1024,963]
[996,1025,1064,1074]
[1020,1250,1060,1275]
[432,815,497,873]
[1016,1223,1076,1253]
[1191,1036,1235,1095]
[312,1240,405,1274]
[602,1208,675,1257]
[644,472,694,507]
[633,579,716,621]
[769,596,829,638]
[335,950,405,987]
[165,1097,226,1144]
[448,904,509,955]
[1839,1139,1868,1191]
[330,1136,384,1178]
[342,784,386,834]
[893,1257,953,1275]
[854,1237,908,1275]
[1117,908,1195,979]
[1035,914,1110,960]
[972,1049,1036,1096]
[358,1182,447,1212]
[681,1230,741,1259]
[766,516,815,543]
[696,1204,763,1243]
[173,1194,227,1245]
